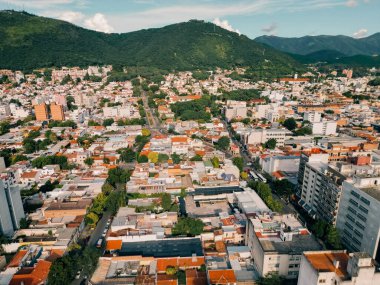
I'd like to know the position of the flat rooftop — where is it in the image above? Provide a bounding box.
[259,234,322,254]
[359,186,380,202]
[119,238,203,258]
[304,251,349,279]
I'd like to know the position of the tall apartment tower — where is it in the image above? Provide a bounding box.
[34,103,48,121]
[50,103,65,121]
[0,172,25,236]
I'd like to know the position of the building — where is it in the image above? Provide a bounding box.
[298,251,380,285]
[50,103,65,121]
[304,111,321,123]
[34,103,48,121]
[336,177,380,262]
[224,100,247,122]
[260,155,300,175]
[245,128,288,147]
[312,121,337,136]
[246,214,321,279]
[0,173,25,236]
[297,148,329,186]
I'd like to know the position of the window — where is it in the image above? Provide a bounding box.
[354,230,363,238]
[345,222,353,230]
[319,279,326,283]
[358,205,368,214]
[347,214,355,222]
[343,229,352,237]
[356,222,365,230]
[349,199,358,207]
[347,207,357,215]
[351,191,360,199]
[352,237,361,246]
[360,197,370,206]
[357,213,367,222]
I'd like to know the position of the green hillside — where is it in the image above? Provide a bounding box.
[0,10,302,77]
[255,34,380,56]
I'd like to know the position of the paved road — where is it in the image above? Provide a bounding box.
[71,211,112,285]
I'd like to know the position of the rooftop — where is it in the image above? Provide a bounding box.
[304,251,349,279]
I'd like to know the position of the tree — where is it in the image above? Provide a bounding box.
[211,157,220,168]
[148,152,159,163]
[105,191,127,214]
[158,153,169,163]
[118,148,136,163]
[190,154,203,161]
[19,218,29,229]
[327,226,343,249]
[137,154,148,163]
[161,193,172,211]
[171,153,181,164]
[102,118,114,127]
[180,188,187,198]
[283,117,297,131]
[84,157,94,166]
[166,266,177,275]
[232,157,244,172]
[216,136,230,151]
[172,217,205,236]
[101,182,114,195]
[256,273,286,285]
[141,128,151,137]
[85,212,99,226]
[12,154,28,164]
[264,138,277,149]
[106,167,131,188]
[240,171,248,180]
[312,220,328,239]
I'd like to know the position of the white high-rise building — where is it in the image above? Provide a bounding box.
[312,121,337,136]
[0,172,25,236]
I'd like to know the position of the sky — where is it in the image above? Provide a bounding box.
[0,0,379,39]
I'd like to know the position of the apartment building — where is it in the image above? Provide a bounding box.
[0,172,25,236]
[246,214,321,279]
[297,148,329,186]
[304,111,321,123]
[224,100,247,122]
[298,251,380,285]
[34,103,49,121]
[245,128,288,147]
[312,121,337,136]
[336,176,380,263]
[50,103,65,121]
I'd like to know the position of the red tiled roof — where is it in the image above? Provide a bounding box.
[106,239,122,250]
[10,260,51,285]
[208,269,236,284]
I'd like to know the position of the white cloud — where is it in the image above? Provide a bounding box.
[58,11,84,24]
[84,13,113,33]
[353,28,368,38]
[261,23,278,35]
[212,18,240,35]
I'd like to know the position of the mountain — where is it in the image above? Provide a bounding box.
[255,34,380,56]
[0,10,301,75]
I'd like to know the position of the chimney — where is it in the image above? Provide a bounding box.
[333,259,340,269]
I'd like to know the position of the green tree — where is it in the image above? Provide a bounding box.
[158,153,169,163]
[148,152,159,163]
[12,154,28,164]
[264,138,277,149]
[172,217,204,236]
[283,117,297,131]
[216,136,230,151]
[327,226,343,249]
[105,191,127,214]
[190,154,203,161]
[137,154,148,163]
[102,118,114,127]
[171,153,181,164]
[312,220,328,239]
[101,182,114,195]
[166,266,177,275]
[106,167,131,188]
[180,188,187,198]
[232,157,244,172]
[161,193,172,211]
[19,218,29,229]
[84,157,94,166]
[211,157,220,168]
[85,212,99,226]
[118,148,136,163]
[256,273,286,285]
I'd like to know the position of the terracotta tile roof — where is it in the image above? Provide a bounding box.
[10,260,51,285]
[156,274,178,285]
[106,239,122,250]
[20,171,38,179]
[7,250,28,268]
[186,269,207,285]
[171,137,188,143]
[208,269,236,284]
[157,257,205,272]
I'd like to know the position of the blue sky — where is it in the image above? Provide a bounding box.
[0,0,379,38]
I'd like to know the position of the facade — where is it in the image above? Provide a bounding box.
[0,172,25,236]
[246,214,321,279]
[245,128,288,147]
[298,251,380,285]
[34,103,48,121]
[304,111,321,123]
[336,178,380,263]
[224,100,247,122]
[261,155,300,175]
[297,148,329,186]
[312,121,337,136]
[50,103,65,121]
